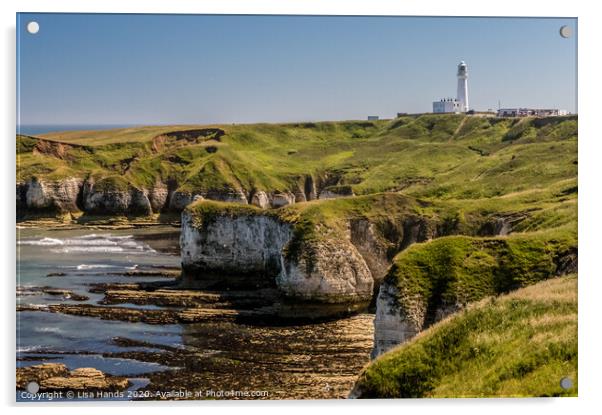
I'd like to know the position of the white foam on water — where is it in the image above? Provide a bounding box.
[51,246,125,254]
[18,237,64,246]
[20,304,49,311]
[76,264,118,270]
[34,326,63,334]
[17,284,37,289]
[19,234,156,255]
[17,345,42,353]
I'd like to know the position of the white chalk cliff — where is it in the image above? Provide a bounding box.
[180,209,378,304]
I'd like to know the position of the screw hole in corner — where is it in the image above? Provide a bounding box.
[26,21,40,35]
[559,25,572,39]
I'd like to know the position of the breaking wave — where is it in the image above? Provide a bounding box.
[17,345,42,353]
[18,237,63,246]
[34,326,64,334]
[76,264,118,270]
[18,234,156,255]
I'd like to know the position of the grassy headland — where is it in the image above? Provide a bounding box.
[382,229,576,331]
[18,114,577,202]
[353,275,577,398]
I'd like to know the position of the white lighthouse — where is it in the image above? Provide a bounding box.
[432,61,470,114]
[456,61,469,112]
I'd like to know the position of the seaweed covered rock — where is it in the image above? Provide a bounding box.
[16,363,129,392]
[17,363,70,389]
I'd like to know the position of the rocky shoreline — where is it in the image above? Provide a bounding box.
[16,218,375,400]
[17,269,375,399]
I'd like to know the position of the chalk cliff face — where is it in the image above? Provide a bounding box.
[370,282,456,358]
[17,176,158,216]
[319,187,355,200]
[17,175,257,217]
[349,219,391,284]
[82,180,152,215]
[278,237,374,303]
[17,177,83,214]
[148,183,169,213]
[180,210,293,277]
[349,217,436,285]
[169,191,204,211]
[15,176,342,217]
[205,188,248,204]
[270,191,296,208]
[372,276,487,358]
[180,208,380,304]
[250,191,270,209]
[16,171,390,217]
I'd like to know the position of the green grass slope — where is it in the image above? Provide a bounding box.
[17,115,577,205]
[383,229,577,331]
[353,275,577,398]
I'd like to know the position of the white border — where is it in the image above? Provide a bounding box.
[2,1,600,415]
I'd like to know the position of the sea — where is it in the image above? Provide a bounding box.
[16,226,374,401]
[16,226,182,401]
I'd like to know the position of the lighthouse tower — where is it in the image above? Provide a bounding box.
[456,61,469,112]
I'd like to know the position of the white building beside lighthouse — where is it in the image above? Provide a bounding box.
[433,61,469,113]
[432,98,462,113]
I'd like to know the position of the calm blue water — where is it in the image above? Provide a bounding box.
[16,226,182,401]
[17,124,140,136]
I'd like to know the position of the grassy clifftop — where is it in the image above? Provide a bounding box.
[186,193,432,263]
[383,228,576,330]
[17,114,577,201]
[354,275,578,398]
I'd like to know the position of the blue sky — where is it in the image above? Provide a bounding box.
[17,14,577,125]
